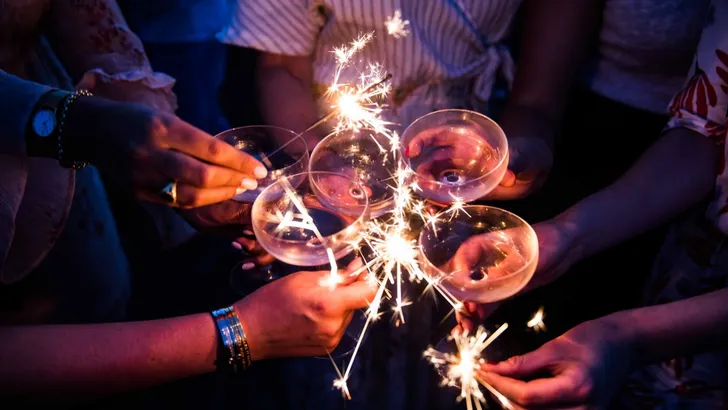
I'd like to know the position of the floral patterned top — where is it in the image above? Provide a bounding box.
[666,0,728,234]
[617,2,728,407]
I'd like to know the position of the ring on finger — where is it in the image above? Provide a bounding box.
[159,181,178,205]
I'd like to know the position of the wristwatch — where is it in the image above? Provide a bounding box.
[26,89,70,158]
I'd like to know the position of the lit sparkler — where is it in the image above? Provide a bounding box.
[424,324,513,410]
[527,306,547,332]
[271,30,516,409]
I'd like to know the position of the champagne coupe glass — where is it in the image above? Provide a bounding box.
[215,126,309,293]
[252,170,370,359]
[421,205,537,405]
[419,205,538,303]
[310,129,397,218]
[215,126,309,202]
[251,171,369,266]
[400,110,508,205]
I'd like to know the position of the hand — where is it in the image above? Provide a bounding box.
[452,218,579,332]
[65,97,268,208]
[485,136,553,200]
[477,317,634,409]
[405,125,503,186]
[234,259,376,360]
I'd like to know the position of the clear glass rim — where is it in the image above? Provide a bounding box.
[417,204,539,283]
[400,109,509,187]
[309,130,395,215]
[214,125,309,172]
[252,170,370,245]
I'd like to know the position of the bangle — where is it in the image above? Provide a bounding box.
[57,89,93,169]
[211,306,252,375]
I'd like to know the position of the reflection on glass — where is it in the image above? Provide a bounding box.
[419,205,538,303]
[401,110,508,204]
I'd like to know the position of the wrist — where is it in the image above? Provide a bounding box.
[499,103,557,149]
[211,306,253,375]
[599,310,643,369]
[62,95,109,163]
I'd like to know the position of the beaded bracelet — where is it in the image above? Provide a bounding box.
[57,89,92,169]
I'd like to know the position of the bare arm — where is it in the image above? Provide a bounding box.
[532,128,718,288]
[0,314,217,401]
[498,0,604,147]
[258,53,322,149]
[612,287,728,365]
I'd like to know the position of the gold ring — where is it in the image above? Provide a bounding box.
[159,181,178,205]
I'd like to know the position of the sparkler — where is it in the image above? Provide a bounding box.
[527,306,547,332]
[266,30,517,409]
[424,324,513,410]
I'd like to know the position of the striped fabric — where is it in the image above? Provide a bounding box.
[219,0,522,130]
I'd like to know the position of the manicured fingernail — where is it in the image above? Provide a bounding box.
[254,166,268,179]
[235,188,246,196]
[242,262,255,270]
[231,241,242,250]
[243,229,254,236]
[241,178,258,190]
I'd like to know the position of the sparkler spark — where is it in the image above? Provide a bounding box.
[424,324,513,410]
[292,32,516,409]
[527,306,547,332]
[385,10,410,38]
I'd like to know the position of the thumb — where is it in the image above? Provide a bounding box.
[335,279,377,310]
[481,349,552,378]
[499,169,517,187]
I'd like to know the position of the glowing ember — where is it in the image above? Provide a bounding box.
[385,10,410,38]
[527,306,547,332]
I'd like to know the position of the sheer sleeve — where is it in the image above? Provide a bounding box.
[0,70,51,156]
[47,0,176,113]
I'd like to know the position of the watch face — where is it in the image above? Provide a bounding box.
[33,109,56,138]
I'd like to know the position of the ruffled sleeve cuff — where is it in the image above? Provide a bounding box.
[77,68,178,113]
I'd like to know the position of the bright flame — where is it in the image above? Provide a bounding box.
[424,324,513,410]
[385,10,410,38]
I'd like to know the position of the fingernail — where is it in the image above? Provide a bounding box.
[235,188,246,196]
[254,166,268,179]
[231,241,243,250]
[242,262,255,270]
[241,178,258,190]
[243,229,254,236]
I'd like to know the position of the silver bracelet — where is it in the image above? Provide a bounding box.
[211,306,252,374]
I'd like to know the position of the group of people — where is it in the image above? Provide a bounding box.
[1,0,727,409]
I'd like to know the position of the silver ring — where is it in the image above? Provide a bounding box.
[159,181,178,205]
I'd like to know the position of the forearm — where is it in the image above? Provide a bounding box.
[501,0,603,143]
[257,55,322,149]
[609,287,728,366]
[558,128,718,262]
[0,313,217,401]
